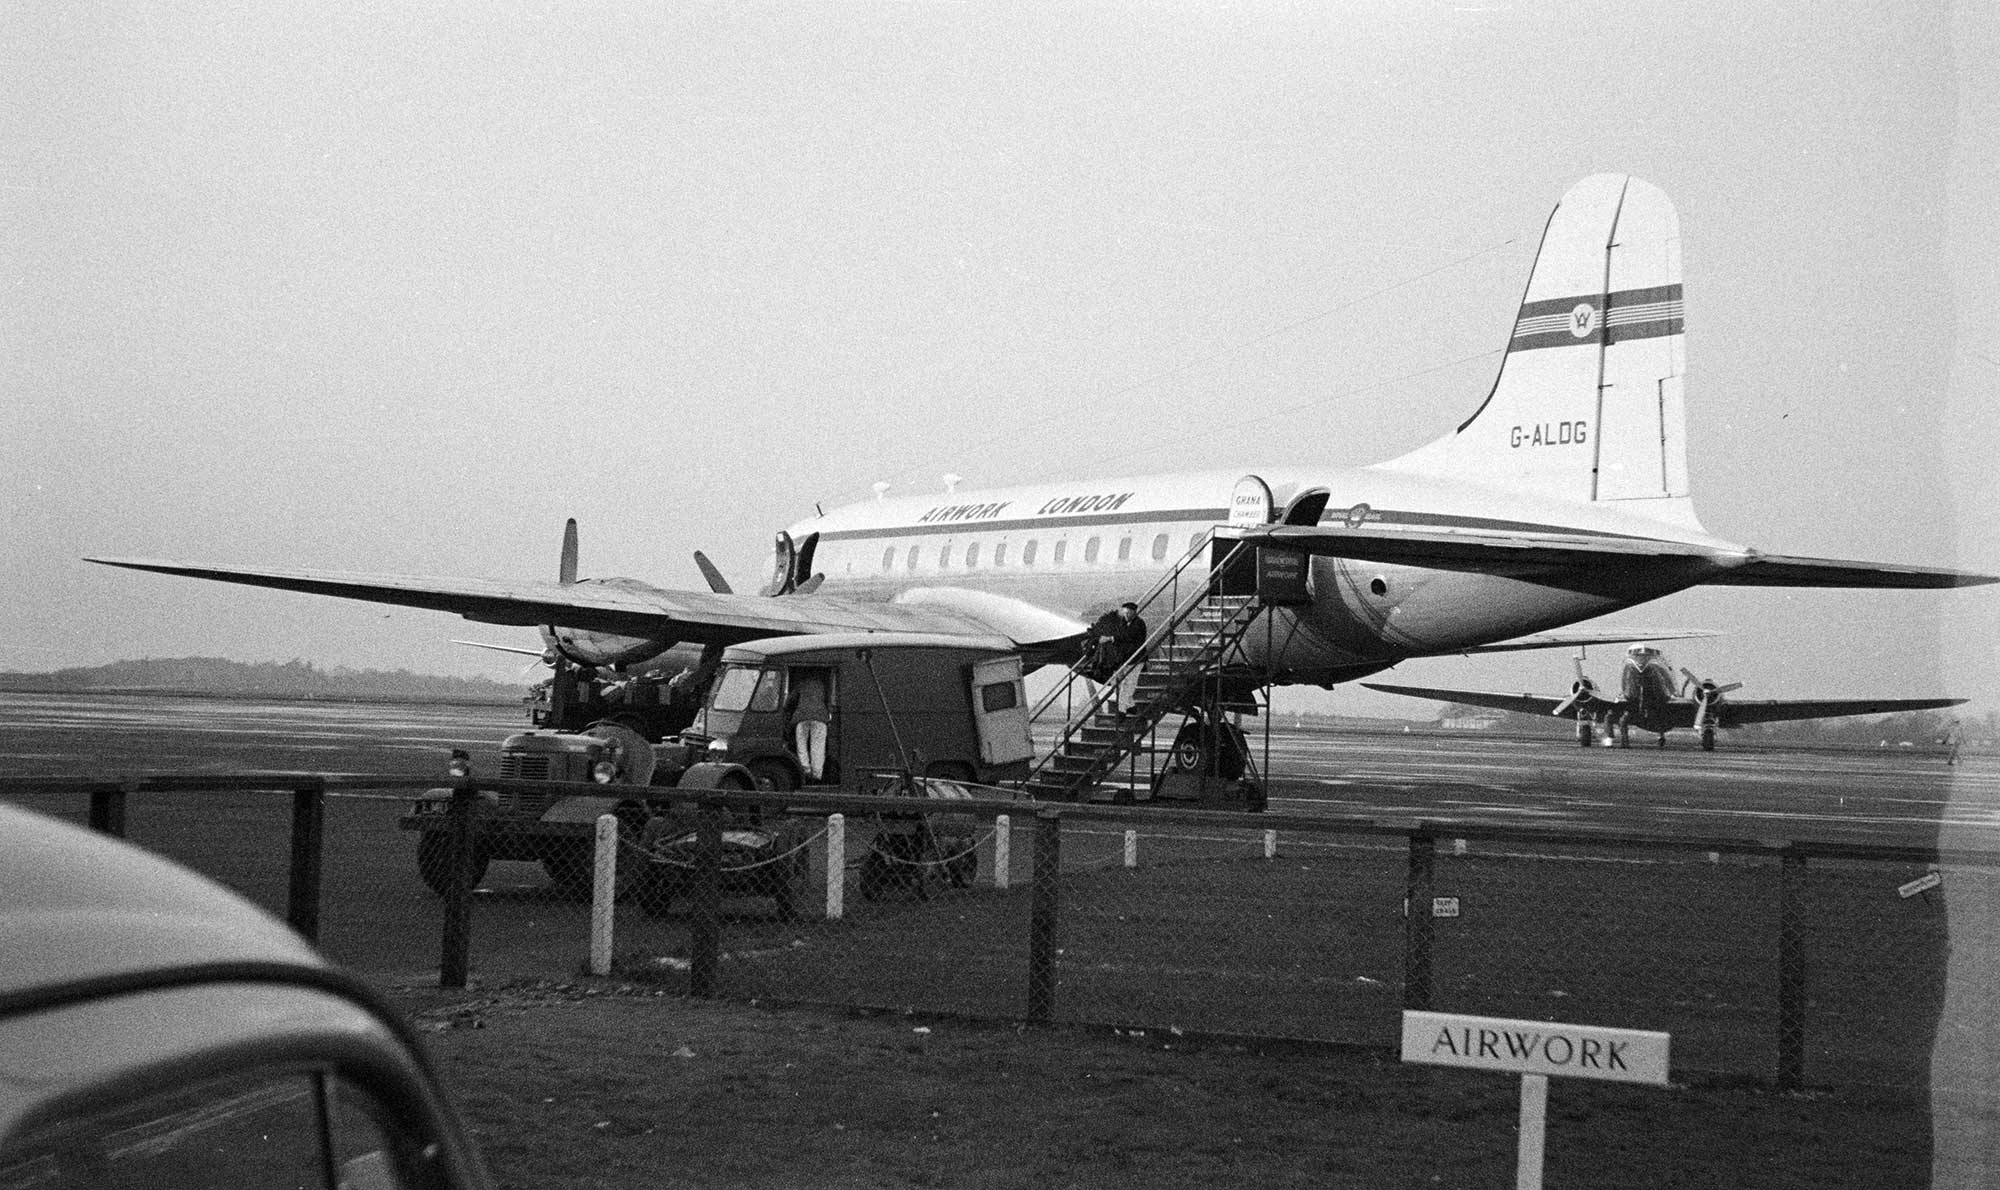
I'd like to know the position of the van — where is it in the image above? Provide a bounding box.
[690,632,1034,791]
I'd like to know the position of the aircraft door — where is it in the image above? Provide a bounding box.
[968,656,1034,766]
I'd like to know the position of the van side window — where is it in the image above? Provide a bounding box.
[981,681,1019,712]
[1083,537,1100,563]
[1022,540,1038,565]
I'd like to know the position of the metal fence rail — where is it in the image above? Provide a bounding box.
[0,773,1973,1090]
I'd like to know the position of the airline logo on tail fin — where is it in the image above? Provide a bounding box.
[1509,284,1685,353]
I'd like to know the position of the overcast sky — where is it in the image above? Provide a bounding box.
[5,2,1996,718]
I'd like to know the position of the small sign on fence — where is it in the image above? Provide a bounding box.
[1432,896,1460,918]
[1898,871,1942,899]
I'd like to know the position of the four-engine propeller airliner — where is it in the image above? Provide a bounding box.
[89,175,1992,711]
[1364,644,1967,751]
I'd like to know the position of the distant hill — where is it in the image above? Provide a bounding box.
[0,657,523,703]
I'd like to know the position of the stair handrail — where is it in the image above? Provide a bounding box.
[1026,531,1249,727]
[1022,538,1266,791]
[1025,528,1220,723]
[1022,590,1266,793]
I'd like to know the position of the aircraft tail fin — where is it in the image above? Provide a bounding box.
[1378,174,1701,530]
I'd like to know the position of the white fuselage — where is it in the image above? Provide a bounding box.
[786,465,1744,687]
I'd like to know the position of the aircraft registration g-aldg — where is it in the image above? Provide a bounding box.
[90,174,1992,702]
[1365,644,1968,752]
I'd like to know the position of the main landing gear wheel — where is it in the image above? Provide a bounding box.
[1576,718,1593,748]
[1168,713,1248,780]
[1701,728,1716,752]
[417,833,489,898]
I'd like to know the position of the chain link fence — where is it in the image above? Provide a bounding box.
[0,775,1971,1090]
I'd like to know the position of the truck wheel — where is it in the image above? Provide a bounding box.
[417,833,489,898]
[946,846,978,889]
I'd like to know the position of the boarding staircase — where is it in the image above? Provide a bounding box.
[1020,534,1269,802]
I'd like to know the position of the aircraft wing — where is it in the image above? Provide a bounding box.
[1453,627,1724,654]
[85,558,1029,648]
[1718,696,1968,727]
[1360,682,1614,719]
[1226,527,1995,589]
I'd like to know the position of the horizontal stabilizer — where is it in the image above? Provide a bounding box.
[1701,553,1996,589]
[450,639,546,658]
[1456,627,1724,655]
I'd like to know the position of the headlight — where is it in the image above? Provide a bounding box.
[592,759,618,784]
[447,749,471,779]
[705,738,728,756]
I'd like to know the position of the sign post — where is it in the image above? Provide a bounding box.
[1401,1011,1670,1190]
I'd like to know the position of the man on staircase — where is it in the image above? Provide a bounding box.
[1086,601,1148,716]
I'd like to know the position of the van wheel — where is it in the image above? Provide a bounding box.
[747,759,798,792]
[417,833,488,898]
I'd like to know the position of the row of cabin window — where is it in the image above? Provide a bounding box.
[880,531,1206,573]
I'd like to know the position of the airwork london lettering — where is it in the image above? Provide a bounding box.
[1036,492,1135,516]
[917,501,1012,524]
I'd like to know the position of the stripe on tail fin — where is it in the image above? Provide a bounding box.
[1377,174,1700,530]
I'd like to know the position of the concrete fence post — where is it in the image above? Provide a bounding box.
[590,814,617,976]
[993,814,1011,890]
[1263,829,1278,860]
[826,813,845,920]
[1123,829,1139,869]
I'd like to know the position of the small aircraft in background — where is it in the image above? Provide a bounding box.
[1363,644,1967,751]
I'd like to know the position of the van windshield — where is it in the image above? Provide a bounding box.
[709,665,782,714]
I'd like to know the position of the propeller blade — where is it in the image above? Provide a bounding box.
[1716,682,1743,696]
[693,550,733,595]
[559,518,579,586]
[1679,667,1699,697]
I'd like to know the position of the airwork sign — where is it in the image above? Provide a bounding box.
[1401,1012,1669,1086]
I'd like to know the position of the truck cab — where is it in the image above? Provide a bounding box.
[691,633,1035,792]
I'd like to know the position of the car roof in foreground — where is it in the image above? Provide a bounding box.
[0,802,322,996]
